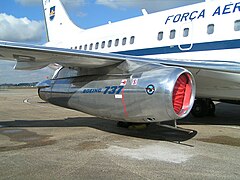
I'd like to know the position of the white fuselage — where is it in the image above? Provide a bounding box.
[44,0,240,101]
[50,0,240,63]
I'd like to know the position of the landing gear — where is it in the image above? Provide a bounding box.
[117,121,149,130]
[207,100,215,116]
[117,121,131,128]
[191,99,215,117]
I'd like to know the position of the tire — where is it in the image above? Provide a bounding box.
[191,99,208,117]
[206,100,215,116]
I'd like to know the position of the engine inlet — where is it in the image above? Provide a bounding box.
[172,73,193,116]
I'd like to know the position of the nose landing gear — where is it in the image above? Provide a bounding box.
[191,99,215,117]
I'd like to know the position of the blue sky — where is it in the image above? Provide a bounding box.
[0,0,203,83]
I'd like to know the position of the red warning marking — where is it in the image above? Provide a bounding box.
[121,88,128,117]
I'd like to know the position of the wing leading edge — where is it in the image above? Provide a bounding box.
[0,41,124,70]
[1,41,240,73]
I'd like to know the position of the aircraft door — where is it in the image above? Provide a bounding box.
[178,22,193,51]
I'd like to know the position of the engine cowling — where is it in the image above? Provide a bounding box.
[38,67,195,123]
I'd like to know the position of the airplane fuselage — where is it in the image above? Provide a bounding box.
[46,0,240,101]
[51,1,240,63]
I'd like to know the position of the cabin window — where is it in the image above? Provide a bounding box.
[207,24,214,34]
[234,20,240,31]
[101,41,105,49]
[183,28,189,37]
[158,31,163,41]
[89,43,93,50]
[75,46,77,50]
[170,29,176,39]
[84,44,87,50]
[122,37,127,45]
[108,40,112,48]
[130,36,135,44]
[95,42,99,50]
[115,39,119,46]
[79,45,82,50]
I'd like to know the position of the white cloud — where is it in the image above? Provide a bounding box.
[62,0,86,7]
[96,0,204,12]
[15,0,86,7]
[0,13,44,42]
[15,0,40,6]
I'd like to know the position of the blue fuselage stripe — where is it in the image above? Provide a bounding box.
[115,39,240,56]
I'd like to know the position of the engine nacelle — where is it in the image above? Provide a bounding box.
[38,67,195,123]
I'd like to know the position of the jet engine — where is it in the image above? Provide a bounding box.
[38,66,195,123]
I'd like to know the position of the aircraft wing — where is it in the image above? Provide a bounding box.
[0,41,124,70]
[1,41,240,73]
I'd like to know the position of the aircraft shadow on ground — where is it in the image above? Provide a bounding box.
[1,103,239,142]
[0,117,197,142]
[179,103,240,126]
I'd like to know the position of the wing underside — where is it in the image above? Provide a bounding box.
[0,41,124,70]
[1,41,240,73]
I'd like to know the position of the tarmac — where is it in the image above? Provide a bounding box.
[0,88,240,179]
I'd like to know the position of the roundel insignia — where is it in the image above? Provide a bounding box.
[146,84,155,95]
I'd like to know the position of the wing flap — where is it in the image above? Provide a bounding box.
[14,61,49,70]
